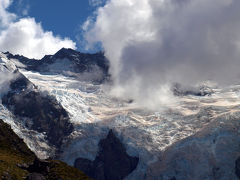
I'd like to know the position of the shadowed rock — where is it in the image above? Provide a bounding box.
[235,157,240,179]
[1,70,73,147]
[172,83,213,97]
[5,48,110,83]
[74,130,139,180]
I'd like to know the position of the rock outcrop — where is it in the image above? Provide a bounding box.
[1,69,73,147]
[235,157,240,179]
[74,130,139,180]
[5,48,110,83]
[0,119,90,180]
[172,83,213,97]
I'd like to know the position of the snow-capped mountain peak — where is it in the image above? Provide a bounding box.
[4,48,109,83]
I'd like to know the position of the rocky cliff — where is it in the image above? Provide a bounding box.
[74,130,139,180]
[1,69,73,148]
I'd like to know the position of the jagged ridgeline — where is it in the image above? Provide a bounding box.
[0,119,91,180]
[4,48,110,83]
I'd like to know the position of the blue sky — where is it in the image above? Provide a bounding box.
[8,0,104,52]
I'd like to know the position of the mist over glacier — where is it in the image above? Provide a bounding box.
[1,1,240,179]
[83,0,240,108]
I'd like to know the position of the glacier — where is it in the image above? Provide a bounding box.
[1,51,240,179]
[20,69,240,179]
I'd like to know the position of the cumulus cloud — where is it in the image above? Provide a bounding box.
[0,0,16,27]
[84,0,240,108]
[0,0,76,59]
[0,18,76,59]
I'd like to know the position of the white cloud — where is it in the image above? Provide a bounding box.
[84,0,240,108]
[0,0,16,27]
[0,18,76,59]
[0,0,76,59]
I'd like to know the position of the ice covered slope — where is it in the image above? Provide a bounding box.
[20,68,240,179]
[0,53,53,159]
[0,52,74,159]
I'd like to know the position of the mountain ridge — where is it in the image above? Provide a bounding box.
[4,48,109,83]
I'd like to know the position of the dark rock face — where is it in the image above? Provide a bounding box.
[74,130,139,180]
[4,52,41,71]
[26,173,46,180]
[5,48,110,82]
[172,83,213,97]
[25,158,50,176]
[24,158,53,180]
[42,48,109,74]
[1,70,73,147]
[235,157,240,179]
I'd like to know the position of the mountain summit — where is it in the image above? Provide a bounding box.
[4,48,109,82]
